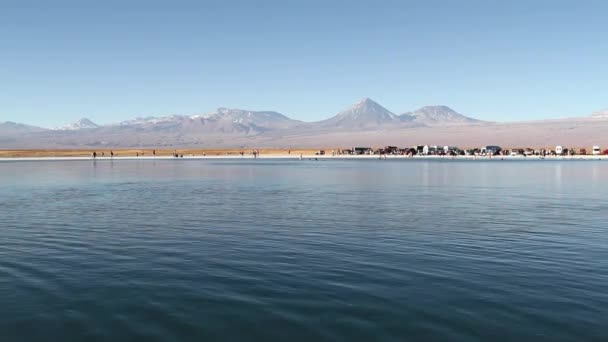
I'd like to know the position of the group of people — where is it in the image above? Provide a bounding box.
[91,151,114,158]
[91,150,160,158]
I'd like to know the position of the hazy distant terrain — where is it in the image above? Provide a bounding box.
[2,99,607,149]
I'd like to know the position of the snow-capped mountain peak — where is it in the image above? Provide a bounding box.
[317,98,399,129]
[340,98,397,119]
[57,118,99,130]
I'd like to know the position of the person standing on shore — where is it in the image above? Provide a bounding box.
[93,151,97,159]
[110,151,114,158]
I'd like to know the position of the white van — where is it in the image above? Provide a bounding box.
[592,146,601,155]
[555,146,563,155]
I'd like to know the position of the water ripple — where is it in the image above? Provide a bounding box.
[1,160,608,341]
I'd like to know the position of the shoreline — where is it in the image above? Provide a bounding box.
[1,154,606,162]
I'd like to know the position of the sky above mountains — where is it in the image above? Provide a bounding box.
[1,0,607,128]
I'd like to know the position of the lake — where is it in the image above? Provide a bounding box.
[1,159,607,341]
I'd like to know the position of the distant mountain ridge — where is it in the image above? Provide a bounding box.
[103,108,303,135]
[1,99,487,133]
[0,121,48,134]
[195,108,302,133]
[2,100,607,148]
[401,105,481,125]
[591,110,608,118]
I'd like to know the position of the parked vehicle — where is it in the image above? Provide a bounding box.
[443,146,460,154]
[481,145,501,155]
[555,146,572,155]
[402,148,417,155]
[384,146,399,154]
[353,147,373,155]
[511,148,524,157]
[423,145,441,155]
[592,146,601,155]
[315,150,325,155]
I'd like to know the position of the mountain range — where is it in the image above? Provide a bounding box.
[1,98,607,148]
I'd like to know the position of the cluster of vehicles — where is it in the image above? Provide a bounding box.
[315,145,607,156]
[506,145,607,156]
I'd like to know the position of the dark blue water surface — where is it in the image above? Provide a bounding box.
[1,159,607,341]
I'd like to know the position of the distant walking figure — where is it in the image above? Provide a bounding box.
[110,151,114,158]
[153,150,156,156]
[93,151,97,159]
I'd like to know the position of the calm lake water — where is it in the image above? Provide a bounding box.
[1,159,607,341]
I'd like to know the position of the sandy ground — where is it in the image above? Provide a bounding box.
[0,150,606,161]
[0,149,319,158]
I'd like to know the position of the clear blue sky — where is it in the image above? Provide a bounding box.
[1,0,606,127]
